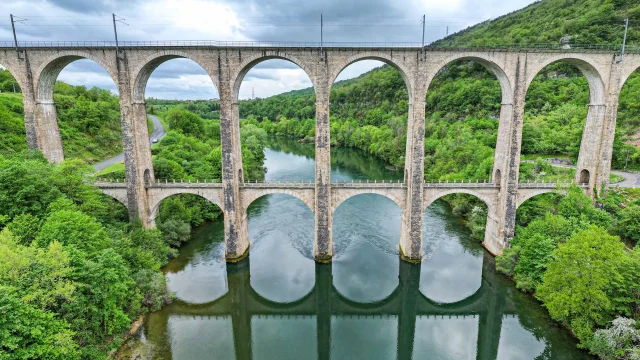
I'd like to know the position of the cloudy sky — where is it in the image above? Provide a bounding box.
[0,0,536,99]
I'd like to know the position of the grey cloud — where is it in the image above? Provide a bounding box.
[44,0,143,14]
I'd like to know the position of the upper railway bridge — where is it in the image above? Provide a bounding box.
[1,40,638,261]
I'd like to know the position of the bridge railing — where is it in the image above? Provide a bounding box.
[1,40,638,52]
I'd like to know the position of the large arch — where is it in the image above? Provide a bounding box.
[34,51,119,102]
[611,64,640,173]
[231,53,316,102]
[520,58,597,184]
[131,50,219,103]
[329,52,414,99]
[425,54,513,104]
[524,56,606,106]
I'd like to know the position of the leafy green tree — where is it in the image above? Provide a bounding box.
[36,210,111,255]
[615,205,640,245]
[536,226,640,342]
[0,286,79,360]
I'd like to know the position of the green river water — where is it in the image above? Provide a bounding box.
[122,138,591,360]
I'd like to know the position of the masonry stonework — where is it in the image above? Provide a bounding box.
[3,45,638,263]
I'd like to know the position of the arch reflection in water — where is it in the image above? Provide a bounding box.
[247,194,315,303]
[139,251,590,360]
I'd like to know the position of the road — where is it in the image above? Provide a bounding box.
[536,160,640,188]
[93,114,166,171]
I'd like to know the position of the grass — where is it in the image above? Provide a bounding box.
[611,173,625,184]
[95,162,125,177]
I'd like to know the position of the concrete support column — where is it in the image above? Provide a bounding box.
[114,51,154,226]
[399,95,425,262]
[492,56,527,253]
[18,52,40,153]
[33,101,64,163]
[219,74,249,260]
[315,263,332,360]
[396,260,421,360]
[314,73,332,261]
[574,104,607,196]
[227,259,252,360]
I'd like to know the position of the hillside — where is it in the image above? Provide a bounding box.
[433,0,640,47]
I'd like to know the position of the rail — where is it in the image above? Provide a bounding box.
[0,40,638,52]
[96,178,588,189]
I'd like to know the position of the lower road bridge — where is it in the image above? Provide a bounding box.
[97,179,586,260]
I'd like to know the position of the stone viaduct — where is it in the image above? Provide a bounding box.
[1,42,638,262]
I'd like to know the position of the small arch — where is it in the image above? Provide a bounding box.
[332,190,405,215]
[144,169,151,185]
[423,189,496,213]
[579,169,590,185]
[494,169,502,185]
[238,169,243,184]
[242,189,314,214]
[149,190,224,221]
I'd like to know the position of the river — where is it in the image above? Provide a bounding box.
[121,137,591,359]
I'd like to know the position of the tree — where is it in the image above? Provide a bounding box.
[616,205,640,245]
[0,286,79,360]
[35,210,111,255]
[536,226,640,342]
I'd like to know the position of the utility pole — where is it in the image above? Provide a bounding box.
[10,14,20,56]
[621,18,629,59]
[112,13,120,57]
[252,87,254,99]
[446,26,449,37]
[421,14,426,50]
[625,148,630,171]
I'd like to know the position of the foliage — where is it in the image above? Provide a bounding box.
[0,154,175,358]
[616,206,640,245]
[588,317,640,360]
[536,226,640,342]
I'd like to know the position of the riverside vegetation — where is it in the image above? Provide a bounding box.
[3,0,640,358]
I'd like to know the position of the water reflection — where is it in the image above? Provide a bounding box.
[141,252,589,359]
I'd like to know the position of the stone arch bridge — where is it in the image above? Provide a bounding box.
[1,42,636,262]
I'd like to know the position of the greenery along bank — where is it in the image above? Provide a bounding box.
[0,152,175,359]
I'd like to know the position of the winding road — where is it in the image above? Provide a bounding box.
[93,115,166,171]
[538,161,640,188]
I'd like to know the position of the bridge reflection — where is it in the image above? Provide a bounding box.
[150,252,515,360]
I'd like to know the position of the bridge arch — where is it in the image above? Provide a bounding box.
[331,189,405,215]
[0,62,26,94]
[34,51,119,103]
[148,189,224,222]
[515,188,565,210]
[241,188,315,214]
[132,50,219,103]
[231,53,316,102]
[524,55,606,105]
[423,189,497,214]
[425,54,513,104]
[330,52,414,99]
